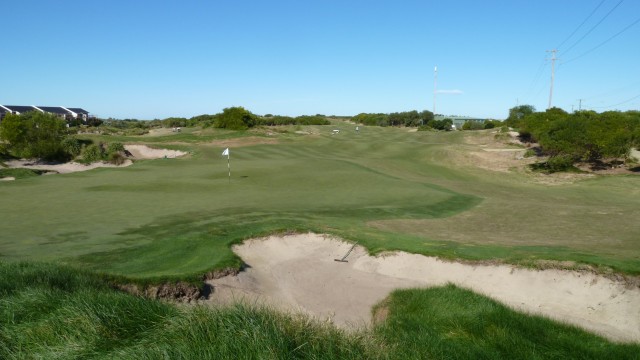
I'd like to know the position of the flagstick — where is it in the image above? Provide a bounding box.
[227,153,231,184]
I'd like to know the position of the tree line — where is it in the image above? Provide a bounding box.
[158,107,330,130]
[506,105,640,171]
[352,110,435,128]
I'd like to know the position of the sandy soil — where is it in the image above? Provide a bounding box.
[4,159,133,174]
[0,176,15,181]
[207,233,640,343]
[124,144,187,159]
[2,145,185,175]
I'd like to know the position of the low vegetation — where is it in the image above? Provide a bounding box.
[506,105,640,172]
[1,262,637,359]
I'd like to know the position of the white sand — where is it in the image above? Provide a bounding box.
[207,233,640,343]
[0,176,15,181]
[124,145,186,159]
[4,159,133,174]
[3,145,185,175]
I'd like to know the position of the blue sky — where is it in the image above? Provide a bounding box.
[3,0,639,120]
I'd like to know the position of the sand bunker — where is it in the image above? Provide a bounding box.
[124,145,186,159]
[2,145,185,175]
[207,233,640,343]
[4,159,133,174]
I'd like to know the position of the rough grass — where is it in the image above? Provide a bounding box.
[2,262,637,359]
[375,285,640,359]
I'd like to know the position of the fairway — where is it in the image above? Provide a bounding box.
[1,123,639,279]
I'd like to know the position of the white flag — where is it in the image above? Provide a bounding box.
[222,148,229,156]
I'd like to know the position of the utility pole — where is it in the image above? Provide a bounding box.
[578,98,583,111]
[546,49,558,109]
[433,65,437,114]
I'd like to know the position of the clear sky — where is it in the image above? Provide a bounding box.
[3,0,639,120]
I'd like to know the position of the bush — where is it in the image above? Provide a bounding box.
[0,111,68,160]
[82,144,104,163]
[215,107,257,130]
[108,152,126,165]
[107,142,125,154]
[62,137,82,157]
[462,121,484,130]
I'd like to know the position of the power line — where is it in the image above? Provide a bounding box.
[590,93,640,109]
[562,0,624,57]
[523,59,547,101]
[583,80,640,100]
[556,0,606,50]
[562,16,640,65]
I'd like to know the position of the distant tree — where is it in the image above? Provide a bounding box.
[215,107,257,130]
[162,117,188,128]
[419,110,435,126]
[431,118,453,131]
[505,105,535,127]
[462,121,484,130]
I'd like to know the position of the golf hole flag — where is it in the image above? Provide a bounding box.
[222,148,231,183]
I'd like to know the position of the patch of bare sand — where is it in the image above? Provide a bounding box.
[144,128,176,137]
[3,145,184,175]
[0,176,15,181]
[4,159,133,174]
[207,233,640,343]
[124,145,187,159]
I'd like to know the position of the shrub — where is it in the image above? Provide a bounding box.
[108,152,126,165]
[82,144,104,163]
[107,142,125,154]
[62,137,82,157]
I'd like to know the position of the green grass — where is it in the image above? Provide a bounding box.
[1,124,639,278]
[2,261,637,359]
[0,261,378,359]
[0,168,49,179]
[375,285,640,359]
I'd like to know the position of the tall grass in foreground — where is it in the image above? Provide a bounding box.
[1,261,638,359]
[375,285,640,359]
[0,261,378,359]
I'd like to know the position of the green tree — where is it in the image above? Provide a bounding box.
[505,105,535,127]
[0,111,68,160]
[215,107,257,130]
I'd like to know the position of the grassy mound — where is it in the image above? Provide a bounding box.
[1,262,637,359]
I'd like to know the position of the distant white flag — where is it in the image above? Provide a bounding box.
[222,148,229,157]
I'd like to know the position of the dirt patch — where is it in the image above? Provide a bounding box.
[209,136,278,148]
[116,282,207,303]
[0,177,15,181]
[206,233,640,343]
[144,128,176,137]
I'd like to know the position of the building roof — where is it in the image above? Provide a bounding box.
[66,107,89,115]
[37,106,72,115]
[3,105,38,113]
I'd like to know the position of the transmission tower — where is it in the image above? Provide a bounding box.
[547,49,558,109]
